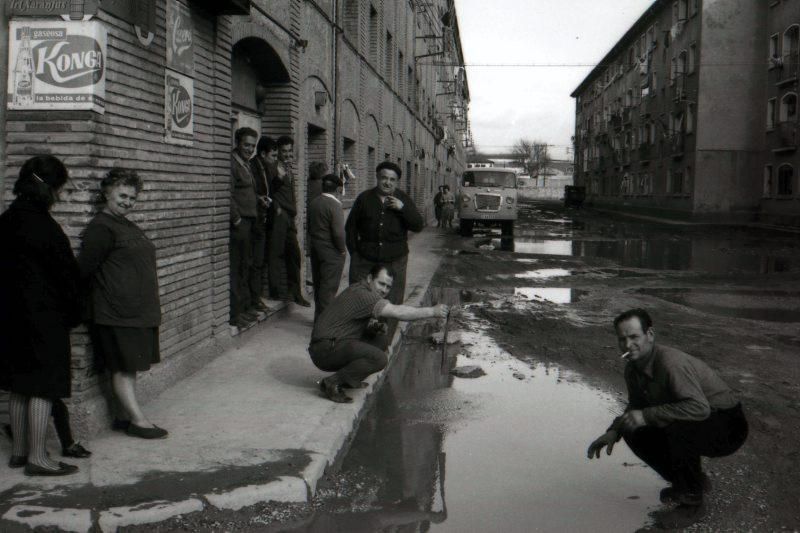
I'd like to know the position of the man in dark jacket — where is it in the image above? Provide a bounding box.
[230,127,259,328]
[345,161,424,307]
[308,173,346,320]
[250,136,275,309]
[587,309,748,529]
[267,135,309,306]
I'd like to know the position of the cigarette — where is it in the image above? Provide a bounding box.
[620,351,631,359]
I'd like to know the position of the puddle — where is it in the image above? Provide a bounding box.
[492,238,795,274]
[515,287,586,304]
[283,305,661,532]
[638,288,800,323]
[514,268,572,280]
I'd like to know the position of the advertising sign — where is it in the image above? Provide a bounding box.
[165,69,194,146]
[9,0,99,17]
[7,20,107,113]
[166,0,193,75]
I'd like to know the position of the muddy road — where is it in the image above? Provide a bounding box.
[131,202,800,532]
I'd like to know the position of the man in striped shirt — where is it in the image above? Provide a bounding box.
[309,264,448,403]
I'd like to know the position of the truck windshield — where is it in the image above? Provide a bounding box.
[462,171,517,188]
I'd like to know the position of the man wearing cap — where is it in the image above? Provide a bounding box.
[308,173,346,320]
[587,308,748,529]
[345,161,424,307]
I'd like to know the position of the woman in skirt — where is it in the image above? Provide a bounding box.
[78,168,167,439]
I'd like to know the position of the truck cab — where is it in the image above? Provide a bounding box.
[457,168,518,237]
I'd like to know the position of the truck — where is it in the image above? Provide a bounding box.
[456,167,518,237]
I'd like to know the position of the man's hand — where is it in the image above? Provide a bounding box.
[619,410,646,433]
[432,304,449,319]
[365,318,388,336]
[385,196,404,211]
[587,430,619,459]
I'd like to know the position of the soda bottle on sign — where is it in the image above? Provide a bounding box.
[13,26,35,107]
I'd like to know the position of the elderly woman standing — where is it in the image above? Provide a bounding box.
[0,155,82,476]
[78,168,167,439]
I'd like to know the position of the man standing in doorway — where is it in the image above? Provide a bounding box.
[250,136,275,308]
[229,127,259,329]
[267,135,310,306]
[345,161,424,308]
[308,173,346,320]
[587,308,748,529]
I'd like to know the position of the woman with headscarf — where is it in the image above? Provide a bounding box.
[0,155,82,476]
[78,168,167,439]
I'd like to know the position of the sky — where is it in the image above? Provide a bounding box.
[454,0,655,160]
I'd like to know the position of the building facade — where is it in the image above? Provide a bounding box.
[0,0,470,436]
[571,0,781,224]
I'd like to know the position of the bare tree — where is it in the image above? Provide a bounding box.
[512,138,551,177]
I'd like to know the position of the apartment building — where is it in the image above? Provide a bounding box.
[571,0,768,223]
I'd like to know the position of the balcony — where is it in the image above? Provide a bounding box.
[670,134,685,157]
[775,54,800,88]
[638,143,653,160]
[672,74,687,102]
[622,107,633,125]
[774,121,797,153]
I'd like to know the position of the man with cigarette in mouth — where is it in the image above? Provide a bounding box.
[587,309,748,529]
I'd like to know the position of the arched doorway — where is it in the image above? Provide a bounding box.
[231,37,290,140]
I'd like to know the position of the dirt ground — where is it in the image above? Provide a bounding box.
[430,202,800,531]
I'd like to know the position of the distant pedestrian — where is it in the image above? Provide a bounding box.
[345,161,424,308]
[440,186,455,228]
[78,168,167,440]
[308,173,346,320]
[309,264,448,403]
[587,309,748,529]
[267,135,310,306]
[433,186,444,227]
[0,155,83,476]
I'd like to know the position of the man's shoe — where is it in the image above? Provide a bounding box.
[660,473,712,503]
[126,424,169,439]
[293,295,311,307]
[62,442,92,458]
[654,500,706,529]
[231,315,255,329]
[24,461,78,477]
[8,455,27,468]
[319,379,352,403]
[253,301,270,312]
[240,310,258,321]
[341,381,369,389]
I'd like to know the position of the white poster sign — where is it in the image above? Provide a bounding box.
[7,20,107,113]
[165,69,194,146]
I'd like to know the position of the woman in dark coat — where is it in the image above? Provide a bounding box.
[78,168,167,439]
[0,155,82,476]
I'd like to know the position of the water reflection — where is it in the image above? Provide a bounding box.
[515,287,577,304]
[492,237,794,274]
[514,268,572,280]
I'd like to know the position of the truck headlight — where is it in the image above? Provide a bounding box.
[506,197,514,204]
[461,195,471,204]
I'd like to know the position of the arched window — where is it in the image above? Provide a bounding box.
[778,164,794,196]
[780,92,797,122]
[783,25,799,60]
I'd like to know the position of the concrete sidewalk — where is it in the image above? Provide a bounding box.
[0,228,447,533]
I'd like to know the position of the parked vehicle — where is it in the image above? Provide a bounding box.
[457,168,518,237]
[564,185,586,208]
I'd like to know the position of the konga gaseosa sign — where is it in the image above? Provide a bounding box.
[7,20,107,113]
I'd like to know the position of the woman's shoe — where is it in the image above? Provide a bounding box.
[126,424,168,439]
[112,419,131,432]
[24,461,78,476]
[62,442,92,458]
[8,455,27,468]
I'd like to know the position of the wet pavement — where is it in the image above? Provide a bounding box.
[126,202,800,531]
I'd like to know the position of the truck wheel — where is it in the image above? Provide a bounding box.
[459,219,474,237]
[501,221,514,236]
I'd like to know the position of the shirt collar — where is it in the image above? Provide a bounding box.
[322,193,341,204]
[232,151,250,170]
[632,344,658,379]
